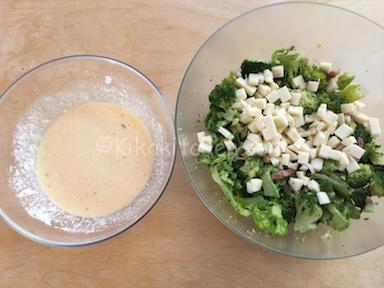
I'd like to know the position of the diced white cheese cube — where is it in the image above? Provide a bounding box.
[326,78,338,93]
[341,136,357,147]
[246,178,263,193]
[291,75,306,89]
[319,62,332,73]
[257,84,271,96]
[288,105,304,116]
[305,114,315,124]
[344,115,352,123]
[218,127,234,140]
[307,80,320,92]
[318,144,332,158]
[272,65,284,78]
[247,133,262,144]
[326,122,337,133]
[277,86,292,103]
[264,142,274,155]
[296,171,305,179]
[248,119,260,133]
[286,127,301,142]
[235,88,247,100]
[328,149,343,161]
[236,77,257,96]
[353,112,369,124]
[354,101,366,110]
[341,103,357,115]
[246,97,257,107]
[278,139,288,152]
[197,143,213,153]
[286,113,295,127]
[274,109,289,130]
[240,111,253,124]
[197,131,206,143]
[290,92,302,106]
[255,92,263,98]
[343,144,365,160]
[263,69,274,84]
[243,140,257,156]
[254,143,265,156]
[317,103,327,116]
[308,180,321,192]
[271,146,281,158]
[317,192,331,205]
[248,73,259,86]
[300,131,312,138]
[266,90,280,103]
[339,151,350,166]
[311,158,324,172]
[334,124,353,140]
[309,148,318,159]
[289,177,305,192]
[224,139,236,151]
[298,151,310,164]
[232,101,243,111]
[368,117,381,138]
[306,163,315,174]
[270,157,280,167]
[292,138,305,150]
[253,98,267,109]
[263,103,275,116]
[245,105,262,118]
[322,111,338,125]
[346,158,361,174]
[281,153,290,166]
[257,72,264,84]
[313,131,327,147]
[269,81,280,91]
[254,115,266,131]
[327,136,341,148]
[337,113,345,125]
[288,162,298,170]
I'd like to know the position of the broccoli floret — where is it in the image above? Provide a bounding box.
[279,190,297,223]
[337,72,355,90]
[347,164,372,188]
[271,46,303,85]
[294,192,323,233]
[321,159,338,173]
[338,84,362,103]
[299,90,320,114]
[239,156,264,181]
[221,71,237,86]
[208,82,236,110]
[362,142,384,165]
[205,107,239,132]
[240,60,272,78]
[317,92,344,113]
[229,122,248,145]
[261,166,280,198]
[369,166,384,197]
[353,123,372,145]
[298,60,328,90]
[197,153,213,166]
[325,204,350,231]
[351,187,370,209]
[251,198,289,236]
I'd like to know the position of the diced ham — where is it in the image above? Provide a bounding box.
[271,168,296,180]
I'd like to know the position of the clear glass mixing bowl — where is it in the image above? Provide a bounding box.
[0,55,176,246]
[176,2,384,259]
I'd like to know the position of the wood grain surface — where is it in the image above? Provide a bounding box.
[1,1,384,287]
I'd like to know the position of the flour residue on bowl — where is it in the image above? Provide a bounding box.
[9,82,168,233]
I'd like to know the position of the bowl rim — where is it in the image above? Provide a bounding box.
[175,1,384,260]
[0,54,176,247]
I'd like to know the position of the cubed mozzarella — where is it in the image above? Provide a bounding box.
[278,139,288,152]
[308,180,321,193]
[317,192,331,205]
[339,152,350,166]
[326,78,338,93]
[337,113,345,125]
[197,143,213,153]
[368,117,381,137]
[197,131,206,143]
[346,158,361,174]
[318,144,332,158]
[305,114,315,124]
[246,178,263,193]
[354,101,366,110]
[235,88,247,100]
[313,131,327,147]
[271,146,281,158]
[289,177,305,192]
[270,157,280,167]
[291,75,306,89]
[247,133,262,144]
[246,97,257,107]
[288,162,299,170]
[327,136,341,148]
[263,103,275,115]
[277,86,292,102]
[341,136,357,147]
[341,103,357,115]
[269,81,280,91]
[309,148,318,159]
[290,92,302,106]
[326,122,337,133]
[319,62,332,73]
[262,115,279,141]
[298,151,310,164]
[257,72,264,84]
[307,80,320,92]
[328,149,343,161]
[311,158,324,172]
[281,153,290,166]
[248,73,259,86]
[254,143,265,156]
[257,84,271,96]
[263,69,274,84]
[253,98,267,109]
[343,144,365,160]
[353,112,369,124]
[224,139,236,151]
[296,171,306,179]
[317,103,327,116]
[288,105,304,116]
[247,119,260,133]
[266,90,280,103]
[286,127,301,142]
[232,101,243,111]
[218,127,234,140]
[286,113,295,127]
[245,105,262,118]
[243,141,257,156]
[334,124,353,140]
[272,65,284,78]
[322,111,338,125]
[254,115,266,131]
[236,77,257,96]
[294,138,306,149]
[240,111,253,124]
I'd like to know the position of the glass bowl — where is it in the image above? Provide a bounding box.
[176,2,384,259]
[0,55,176,246]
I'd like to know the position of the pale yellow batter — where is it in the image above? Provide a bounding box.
[36,102,154,217]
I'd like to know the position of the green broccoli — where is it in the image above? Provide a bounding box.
[369,166,384,197]
[321,159,338,173]
[347,164,372,188]
[205,107,239,132]
[351,187,370,210]
[239,156,264,181]
[261,166,280,198]
[317,92,344,113]
[337,72,355,90]
[299,90,320,114]
[221,71,237,86]
[271,46,303,85]
[230,122,248,145]
[353,123,372,145]
[325,204,350,231]
[294,192,323,233]
[240,60,272,78]
[208,83,236,110]
[279,190,297,223]
[197,153,213,166]
[362,142,384,165]
[338,84,362,103]
[298,60,328,91]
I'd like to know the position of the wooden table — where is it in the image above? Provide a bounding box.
[1,1,383,287]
